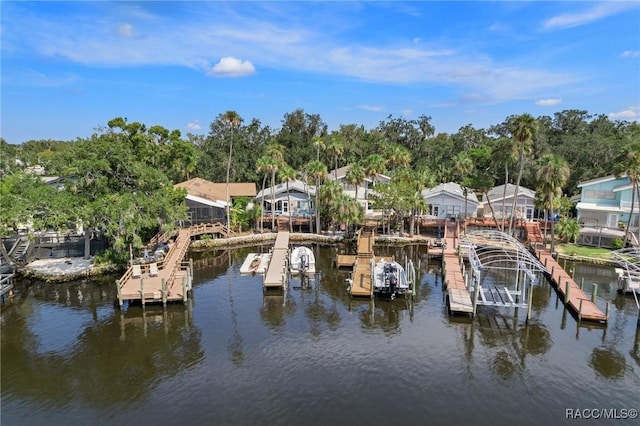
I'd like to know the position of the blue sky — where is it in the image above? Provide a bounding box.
[1,1,639,143]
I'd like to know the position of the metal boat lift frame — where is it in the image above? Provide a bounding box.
[460,230,548,320]
[612,247,640,310]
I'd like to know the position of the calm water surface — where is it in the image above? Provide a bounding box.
[2,245,639,426]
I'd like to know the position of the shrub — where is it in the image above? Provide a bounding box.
[611,238,624,249]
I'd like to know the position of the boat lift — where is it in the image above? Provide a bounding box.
[460,230,548,321]
[612,247,640,311]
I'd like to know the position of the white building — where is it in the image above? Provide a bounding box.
[421,182,479,219]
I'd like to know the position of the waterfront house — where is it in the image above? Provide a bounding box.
[575,174,639,246]
[421,182,479,219]
[174,178,257,225]
[255,179,316,217]
[480,183,536,221]
[326,165,391,214]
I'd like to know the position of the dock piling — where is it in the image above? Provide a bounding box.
[591,284,598,304]
[161,278,167,307]
[565,281,570,304]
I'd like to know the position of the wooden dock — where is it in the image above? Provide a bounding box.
[348,227,375,297]
[524,223,608,323]
[263,231,289,289]
[442,221,473,314]
[116,228,193,307]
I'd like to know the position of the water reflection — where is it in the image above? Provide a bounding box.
[1,291,203,409]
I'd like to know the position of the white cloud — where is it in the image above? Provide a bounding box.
[359,105,384,112]
[117,23,133,38]
[207,57,255,78]
[608,106,640,121]
[536,98,562,106]
[186,121,201,130]
[541,2,638,31]
[620,50,640,58]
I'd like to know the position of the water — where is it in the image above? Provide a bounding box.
[2,245,639,425]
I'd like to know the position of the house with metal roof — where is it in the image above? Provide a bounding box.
[327,165,391,214]
[421,182,479,219]
[479,183,537,221]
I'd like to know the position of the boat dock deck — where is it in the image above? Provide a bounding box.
[116,228,193,307]
[348,227,376,297]
[442,221,473,314]
[263,231,290,289]
[524,222,608,323]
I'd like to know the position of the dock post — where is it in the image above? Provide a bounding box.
[115,279,123,309]
[161,278,167,307]
[578,299,583,321]
[591,284,598,304]
[580,277,584,290]
[565,281,570,304]
[526,282,533,322]
[472,276,481,317]
[189,258,194,278]
[606,302,610,321]
[182,276,187,304]
[551,266,555,280]
[140,278,145,307]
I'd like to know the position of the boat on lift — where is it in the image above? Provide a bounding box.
[373,259,412,299]
[289,246,315,276]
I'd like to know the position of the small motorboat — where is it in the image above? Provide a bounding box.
[373,259,411,299]
[289,246,315,276]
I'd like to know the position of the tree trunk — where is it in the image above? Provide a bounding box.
[271,172,276,231]
[509,148,525,235]
[484,191,501,230]
[624,178,636,247]
[260,175,267,232]
[549,190,556,253]
[315,178,321,234]
[542,209,548,248]
[501,165,509,232]
[286,182,293,233]
[84,227,92,259]
[226,130,233,231]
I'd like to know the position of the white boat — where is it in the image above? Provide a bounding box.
[289,246,315,275]
[373,259,412,299]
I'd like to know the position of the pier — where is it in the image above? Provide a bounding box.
[263,231,290,289]
[525,222,608,324]
[442,221,473,314]
[348,226,376,297]
[116,228,193,308]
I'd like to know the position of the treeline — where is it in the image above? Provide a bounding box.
[0,109,638,262]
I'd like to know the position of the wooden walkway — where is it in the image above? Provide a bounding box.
[349,227,376,297]
[116,228,193,307]
[442,221,473,314]
[263,231,289,289]
[525,222,608,323]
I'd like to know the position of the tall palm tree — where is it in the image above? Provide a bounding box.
[613,141,640,246]
[452,153,474,222]
[221,111,243,231]
[326,136,345,179]
[508,114,537,235]
[536,154,570,253]
[345,162,366,208]
[306,160,328,233]
[363,153,387,213]
[265,142,284,230]
[385,143,412,171]
[492,137,519,230]
[279,165,296,232]
[312,136,325,162]
[255,155,272,232]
